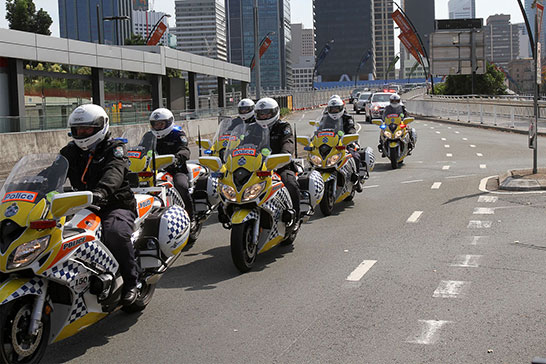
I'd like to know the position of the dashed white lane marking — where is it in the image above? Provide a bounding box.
[345,260,377,282]
[462,137,468,141]
[473,207,494,215]
[401,179,424,184]
[467,220,492,228]
[431,182,442,189]
[478,196,498,203]
[363,185,379,189]
[480,164,487,169]
[470,144,476,148]
[424,124,428,126]
[446,153,452,157]
[444,144,450,148]
[448,127,452,129]
[454,131,460,134]
[476,153,483,157]
[451,255,482,267]
[441,137,447,141]
[470,236,488,245]
[407,320,451,345]
[407,211,423,223]
[435,131,441,134]
[442,165,450,170]
[433,280,469,298]
[430,126,435,129]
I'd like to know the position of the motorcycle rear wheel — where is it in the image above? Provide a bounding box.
[320,181,335,216]
[231,221,257,273]
[0,299,50,364]
[121,282,157,313]
[390,148,399,169]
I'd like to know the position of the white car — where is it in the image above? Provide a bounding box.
[365,92,394,123]
[354,92,371,114]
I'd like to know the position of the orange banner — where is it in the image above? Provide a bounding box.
[399,33,423,65]
[392,10,412,34]
[147,22,167,46]
[250,37,273,70]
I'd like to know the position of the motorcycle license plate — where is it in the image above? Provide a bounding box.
[389,142,398,148]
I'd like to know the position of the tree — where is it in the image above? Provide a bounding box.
[124,34,146,45]
[439,62,507,96]
[5,0,52,35]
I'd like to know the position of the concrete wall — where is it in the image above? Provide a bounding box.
[0,117,220,179]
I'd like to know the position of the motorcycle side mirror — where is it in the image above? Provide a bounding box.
[197,139,212,149]
[199,156,223,172]
[265,154,291,171]
[296,136,311,146]
[50,191,93,219]
[403,117,415,124]
[155,154,176,170]
[341,134,359,146]
[308,120,318,127]
[371,119,383,126]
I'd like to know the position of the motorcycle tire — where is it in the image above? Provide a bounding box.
[281,221,300,246]
[390,148,399,169]
[320,181,335,216]
[0,299,50,364]
[188,220,203,245]
[344,186,356,202]
[122,282,157,314]
[231,221,257,273]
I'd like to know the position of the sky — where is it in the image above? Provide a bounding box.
[0,0,526,35]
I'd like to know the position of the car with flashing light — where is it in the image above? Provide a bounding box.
[354,91,372,115]
[365,92,394,122]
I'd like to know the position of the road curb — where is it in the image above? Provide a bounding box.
[498,168,546,191]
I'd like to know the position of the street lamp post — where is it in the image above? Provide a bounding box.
[102,15,131,46]
[312,39,334,90]
[253,0,261,99]
[145,14,171,44]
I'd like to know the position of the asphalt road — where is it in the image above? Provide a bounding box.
[42,108,546,364]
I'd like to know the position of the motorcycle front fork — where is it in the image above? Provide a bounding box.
[29,280,48,335]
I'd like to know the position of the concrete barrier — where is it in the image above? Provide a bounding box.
[0,117,220,179]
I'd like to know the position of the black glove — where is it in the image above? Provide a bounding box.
[92,191,107,208]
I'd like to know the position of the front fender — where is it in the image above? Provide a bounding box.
[231,208,260,225]
[0,277,45,305]
[321,172,335,184]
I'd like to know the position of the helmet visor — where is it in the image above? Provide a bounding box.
[390,99,400,105]
[150,119,170,131]
[256,108,275,121]
[328,105,343,114]
[71,126,101,139]
[238,105,254,115]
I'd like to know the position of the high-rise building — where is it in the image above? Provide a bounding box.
[173,0,227,60]
[525,0,546,46]
[485,14,519,70]
[515,23,530,59]
[132,10,169,45]
[313,0,375,82]
[508,58,534,93]
[374,0,395,80]
[448,0,475,19]
[291,23,315,90]
[399,0,434,79]
[226,0,292,90]
[58,0,133,45]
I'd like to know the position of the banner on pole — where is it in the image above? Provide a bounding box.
[250,36,273,70]
[392,10,412,34]
[399,33,423,65]
[147,22,167,46]
[537,2,544,43]
[538,42,542,85]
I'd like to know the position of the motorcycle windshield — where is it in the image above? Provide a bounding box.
[0,154,68,208]
[316,115,344,137]
[384,114,403,125]
[225,122,271,172]
[214,117,244,145]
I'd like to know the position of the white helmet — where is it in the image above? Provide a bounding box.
[389,93,401,108]
[238,98,255,121]
[329,94,341,101]
[149,108,175,139]
[255,97,280,128]
[327,97,345,120]
[68,104,110,151]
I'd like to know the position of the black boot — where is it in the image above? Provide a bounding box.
[121,286,138,306]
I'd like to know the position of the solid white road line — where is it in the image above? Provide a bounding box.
[346,260,377,282]
[407,211,423,223]
[363,185,379,189]
[446,174,475,179]
[476,153,483,157]
[473,207,494,215]
[442,165,450,170]
[478,196,498,203]
[407,320,451,345]
[451,255,482,267]
[441,138,447,141]
[470,236,488,245]
[470,144,476,148]
[444,144,450,148]
[431,182,442,189]
[401,179,424,184]
[446,153,452,157]
[480,164,487,169]
[467,220,492,228]
[433,280,469,298]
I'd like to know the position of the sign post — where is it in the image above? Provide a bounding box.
[531,2,543,173]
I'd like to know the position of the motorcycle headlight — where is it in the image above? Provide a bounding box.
[220,184,237,201]
[310,155,322,166]
[395,130,403,138]
[384,131,392,138]
[8,236,50,269]
[326,153,341,167]
[242,181,266,201]
[372,105,380,111]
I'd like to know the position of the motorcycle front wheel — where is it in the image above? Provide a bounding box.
[231,221,257,273]
[390,148,399,169]
[320,181,335,216]
[188,220,203,245]
[0,299,50,364]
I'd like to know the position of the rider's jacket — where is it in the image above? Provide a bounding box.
[382,104,409,120]
[153,127,191,174]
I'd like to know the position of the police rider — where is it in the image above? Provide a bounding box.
[148,108,193,219]
[61,104,139,305]
[380,93,416,153]
[235,98,256,124]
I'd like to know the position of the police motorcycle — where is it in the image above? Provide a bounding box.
[297,116,375,216]
[0,153,190,363]
[199,122,323,273]
[372,114,415,169]
[123,128,220,244]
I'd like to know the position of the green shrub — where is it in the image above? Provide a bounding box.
[280,107,291,118]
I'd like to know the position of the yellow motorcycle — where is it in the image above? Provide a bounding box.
[0,153,190,363]
[297,117,364,216]
[372,115,415,169]
[199,123,312,273]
